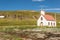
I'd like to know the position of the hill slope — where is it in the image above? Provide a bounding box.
[0,10,60,26]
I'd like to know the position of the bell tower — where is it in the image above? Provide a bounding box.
[40,10,45,15]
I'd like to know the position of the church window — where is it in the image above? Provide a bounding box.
[54,23,55,26]
[51,22,52,25]
[41,17,43,20]
[48,22,50,25]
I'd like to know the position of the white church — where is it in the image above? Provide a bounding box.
[37,10,56,27]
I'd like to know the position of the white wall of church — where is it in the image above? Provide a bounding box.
[37,15,47,26]
[46,21,56,27]
[37,15,56,27]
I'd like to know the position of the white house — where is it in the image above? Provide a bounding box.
[37,10,56,27]
[0,16,5,18]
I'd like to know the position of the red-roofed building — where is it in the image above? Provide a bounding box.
[37,10,56,27]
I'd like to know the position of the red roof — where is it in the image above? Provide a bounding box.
[43,15,55,21]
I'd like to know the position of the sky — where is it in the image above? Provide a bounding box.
[0,0,60,12]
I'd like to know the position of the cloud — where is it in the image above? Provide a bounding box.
[40,8,60,10]
[39,5,48,7]
[32,0,45,2]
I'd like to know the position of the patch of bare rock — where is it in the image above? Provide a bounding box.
[18,29,60,40]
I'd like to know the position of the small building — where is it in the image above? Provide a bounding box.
[37,10,56,27]
[0,16,5,18]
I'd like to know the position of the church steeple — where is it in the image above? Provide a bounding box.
[40,10,45,15]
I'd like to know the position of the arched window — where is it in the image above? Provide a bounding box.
[41,17,43,20]
[41,22,43,24]
[54,23,55,26]
[48,22,50,25]
[51,22,52,25]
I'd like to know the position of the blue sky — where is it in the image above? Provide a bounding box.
[0,0,60,12]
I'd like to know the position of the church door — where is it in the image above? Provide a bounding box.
[40,22,43,27]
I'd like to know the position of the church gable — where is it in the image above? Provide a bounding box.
[40,15,47,21]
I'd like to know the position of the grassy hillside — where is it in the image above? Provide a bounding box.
[0,10,60,40]
[0,10,60,26]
